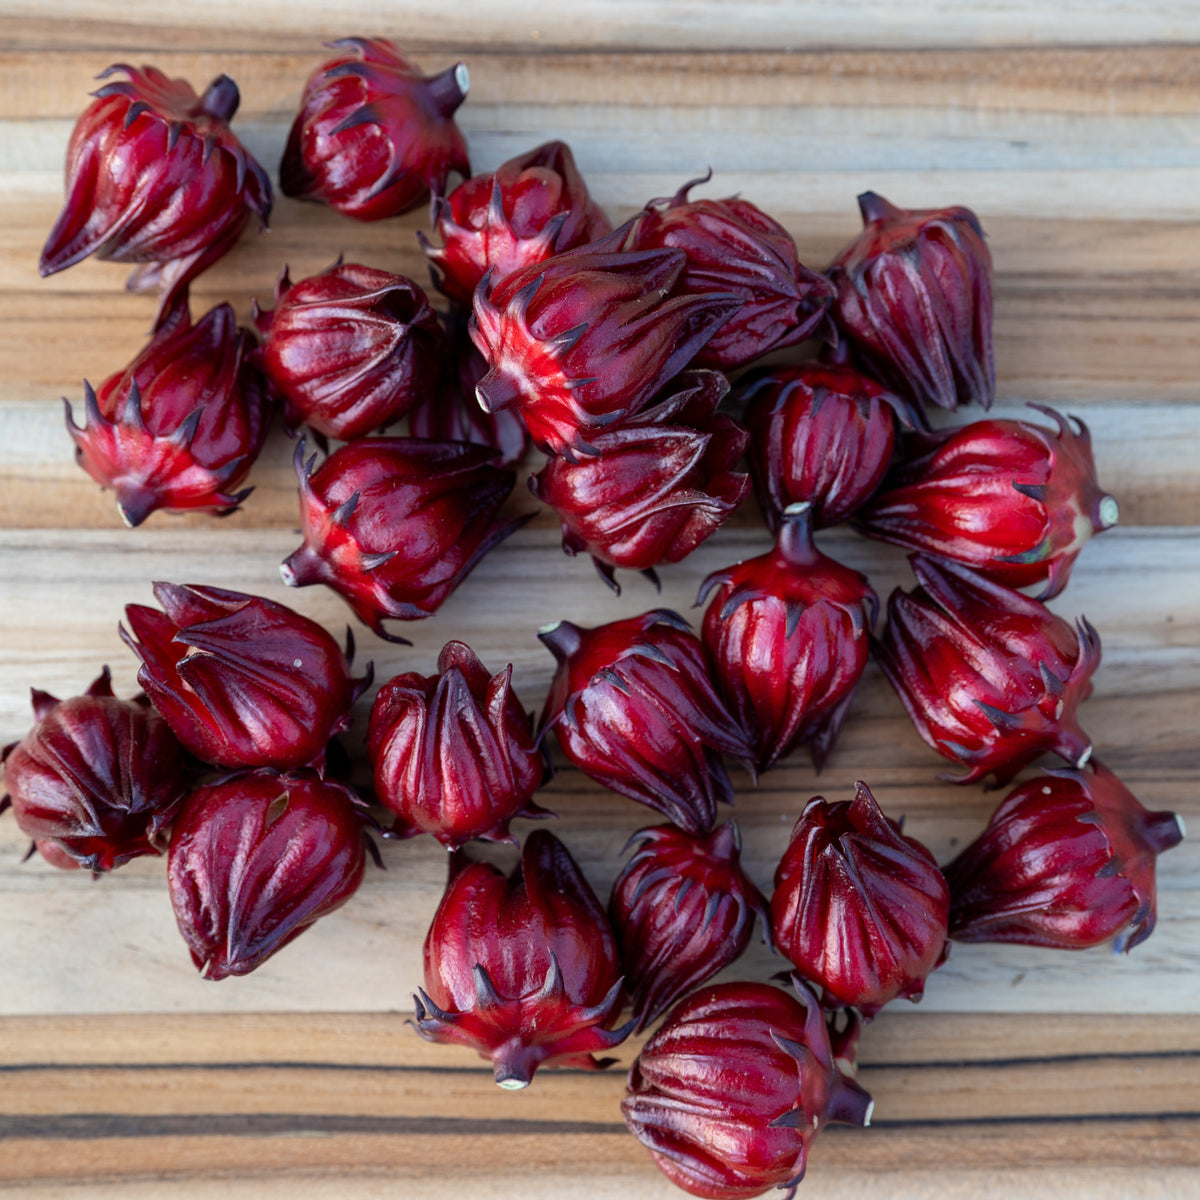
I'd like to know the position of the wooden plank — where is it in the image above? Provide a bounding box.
[5,47,1200,118]
[4,4,1200,53]
[0,527,1195,1016]
[1,1012,1198,1193]
[2,401,1198,530]
[0,10,1198,1197]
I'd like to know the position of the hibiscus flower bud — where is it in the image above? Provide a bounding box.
[626,175,835,369]
[422,140,612,306]
[414,830,630,1089]
[280,38,469,220]
[367,640,548,848]
[253,261,441,441]
[623,977,873,1199]
[471,227,741,456]
[742,361,905,531]
[538,610,753,834]
[609,819,769,1031]
[827,191,994,415]
[66,298,271,527]
[281,437,529,640]
[121,582,371,772]
[854,404,1119,599]
[698,502,877,772]
[946,761,1184,952]
[875,555,1099,785]
[168,768,369,979]
[529,369,749,590]
[772,782,949,1016]
[40,64,271,327]
[1,667,190,872]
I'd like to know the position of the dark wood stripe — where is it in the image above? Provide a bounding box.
[2,1110,1198,1142]
[0,1114,623,1140]
[3,1047,1199,1075]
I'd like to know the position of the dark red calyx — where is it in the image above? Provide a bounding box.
[280,38,470,220]
[772,781,949,1016]
[538,609,753,834]
[874,555,1099,786]
[698,502,877,772]
[167,768,369,979]
[414,830,630,1088]
[367,640,549,848]
[121,582,371,771]
[609,818,769,1031]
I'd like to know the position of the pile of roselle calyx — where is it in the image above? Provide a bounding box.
[4,38,1184,1198]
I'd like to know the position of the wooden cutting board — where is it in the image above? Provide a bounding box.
[1,4,1198,1196]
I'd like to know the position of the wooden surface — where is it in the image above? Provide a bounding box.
[1,4,1198,1196]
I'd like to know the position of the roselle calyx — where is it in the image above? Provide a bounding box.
[254,261,441,441]
[772,782,949,1016]
[40,64,271,327]
[626,175,835,369]
[539,610,753,834]
[414,830,630,1088]
[622,977,872,1199]
[945,761,1183,952]
[875,555,1099,785]
[367,641,548,848]
[471,226,741,456]
[422,140,612,306]
[408,308,530,467]
[281,437,528,640]
[529,369,750,590]
[742,361,906,532]
[827,191,994,415]
[1,667,190,872]
[281,38,469,221]
[610,819,769,1031]
[698,502,877,773]
[66,298,271,527]
[854,404,1119,599]
[168,768,368,979]
[122,582,371,772]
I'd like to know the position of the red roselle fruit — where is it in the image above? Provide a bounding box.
[367,640,549,848]
[529,369,750,591]
[65,298,270,527]
[609,819,769,1032]
[826,191,994,415]
[0,667,190,872]
[281,438,528,640]
[40,65,271,327]
[471,227,741,456]
[408,309,530,468]
[280,38,469,221]
[626,175,835,370]
[945,761,1184,952]
[854,404,1119,600]
[875,555,1100,785]
[698,502,877,773]
[622,977,873,1200]
[538,610,754,835]
[771,782,949,1016]
[421,140,612,306]
[413,830,630,1089]
[253,261,441,441]
[121,582,371,771]
[742,361,906,532]
[168,768,368,979]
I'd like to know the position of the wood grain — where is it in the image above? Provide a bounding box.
[2,6,1199,1198]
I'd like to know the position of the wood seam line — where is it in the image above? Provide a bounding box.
[3,1047,1200,1073]
[2,1112,1200,1139]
